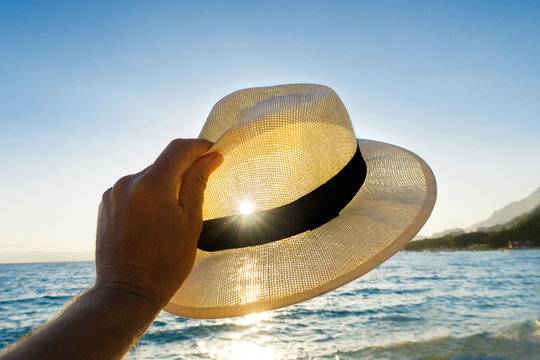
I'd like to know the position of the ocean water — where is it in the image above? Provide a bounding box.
[1,250,539,359]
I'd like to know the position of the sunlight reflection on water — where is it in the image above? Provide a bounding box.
[198,338,278,360]
[197,310,283,359]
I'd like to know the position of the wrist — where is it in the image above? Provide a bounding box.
[95,261,180,308]
[90,283,166,317]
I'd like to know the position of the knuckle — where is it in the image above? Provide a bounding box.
[113,175,132,193]
[111,174,154,203]
[169,138,205,151]
[168,138,188,150]
[131,178,154,198]
[101,187,113,203]
[105,173,161,208]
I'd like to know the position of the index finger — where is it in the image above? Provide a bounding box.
[145,138,213,190]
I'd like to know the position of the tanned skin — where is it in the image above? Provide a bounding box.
[0,139,223,360]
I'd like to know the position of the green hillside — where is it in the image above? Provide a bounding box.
[405,205,540,251]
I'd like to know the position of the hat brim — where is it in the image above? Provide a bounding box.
[165,138,436,319]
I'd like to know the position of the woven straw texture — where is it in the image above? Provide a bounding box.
[164,84,436,319]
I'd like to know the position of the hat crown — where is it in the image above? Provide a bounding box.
[166,84,436,318]
[199,84,358,220]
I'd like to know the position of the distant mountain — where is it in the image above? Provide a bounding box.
[430,228,465,238]
[468,187,540,232]
[479,211,534,233]
[0,251,94,264]
[405,204,540,251]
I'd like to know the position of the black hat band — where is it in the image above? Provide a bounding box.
[198,144,367,251]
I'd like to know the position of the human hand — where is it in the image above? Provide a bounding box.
[95,139,223,308]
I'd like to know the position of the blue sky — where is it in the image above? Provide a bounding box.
[1,1,539,252]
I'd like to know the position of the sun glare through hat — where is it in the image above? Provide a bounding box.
[165,84,437,319]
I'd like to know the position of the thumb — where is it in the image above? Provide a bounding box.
[178,152,223,218]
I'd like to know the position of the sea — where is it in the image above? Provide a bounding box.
[1,250,539,360]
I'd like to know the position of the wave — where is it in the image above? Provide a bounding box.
[280,302,427,321]
[141,323,245,345]
[327,319,540,360]
[0,295,72,306]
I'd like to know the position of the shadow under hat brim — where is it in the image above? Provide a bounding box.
[165,138,437,319]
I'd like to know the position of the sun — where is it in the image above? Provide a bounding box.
[239,201,255,215]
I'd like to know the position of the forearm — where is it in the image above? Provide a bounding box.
[1,286,163,360]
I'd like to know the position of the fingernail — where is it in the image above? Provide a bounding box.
[199,139,214,148]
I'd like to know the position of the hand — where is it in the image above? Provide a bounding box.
[95,139,223,308]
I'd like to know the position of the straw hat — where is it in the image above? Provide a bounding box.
[165,84,436,319]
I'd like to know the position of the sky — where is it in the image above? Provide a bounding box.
[1,1,539,253]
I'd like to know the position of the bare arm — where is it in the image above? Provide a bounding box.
[0,139,223,360]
